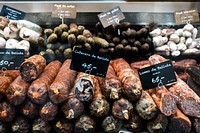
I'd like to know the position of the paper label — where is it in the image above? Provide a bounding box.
[174,9,199,24]
[52,3,77,19]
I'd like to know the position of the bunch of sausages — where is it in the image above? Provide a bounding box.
[0,54,199,133]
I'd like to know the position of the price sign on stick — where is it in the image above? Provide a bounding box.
[138,60,177,90]
[174,9,199,24]
[98,6,125,28]
[52,3,77,19]
[70,47,110,78]
[1,5,25,20]
[0,49,25,70]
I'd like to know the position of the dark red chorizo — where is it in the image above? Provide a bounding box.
[147,112,168,133]
[53,118,73,133]
[194,118,200,133]
[48,59,77,104]
[11,116,30,133]
[130,60,150,70]
[32,118,51,133]
[112,58,142,102]
[89,77,110,117]
[0,101,15,122]
[187,77,200,97]
[27,60,62,104]
[74,72,96,102]
[169,78,200,118]
[168,108,191,133]
[112,97,133,120]
[74,115,96,133]
[124,112,143,133]
[135,90,157,120]
[40,101,58,121]
[20,55,46,82]
[0,70,19,102]
[101,63,122,100]
[61,86,84,119]
[0,76,15,101]
[0,70,19,80]
[173,59,197,73]
[6,76,30,105]
[178,72,189,82]
[102,115,123,133]
[148,54,177,116]
[20,99,39,119]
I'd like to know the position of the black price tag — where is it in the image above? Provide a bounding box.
[1,5,26,20]
[98,6,125,28]
[138,60,177,90]
[70,47,110,78]
[0,49,25,70]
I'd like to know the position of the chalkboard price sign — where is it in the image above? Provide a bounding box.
[70,47,110,78]
[138,60,177,90]
[0,49,25,70]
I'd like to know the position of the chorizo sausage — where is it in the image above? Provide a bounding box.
[20,55,46,82]
[48,59,77,104]
[27,60,62,104]
[6,75,30,105]
[112,58,142,102]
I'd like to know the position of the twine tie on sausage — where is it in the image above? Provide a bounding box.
[12,125,19,131]
[106,123,116,131]
[152,123,163,130]
[1,110,7,117]
[110,88,119,99]
[122,110,129,120]
[67,109,74,119]
[56,121,63,129]
[83,123,93,131]
[130,123,138,128]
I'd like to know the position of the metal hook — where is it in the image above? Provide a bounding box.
[60,14,64,24]
[1,67,7,77]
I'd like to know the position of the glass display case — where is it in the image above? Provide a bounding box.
[0,1,200,133]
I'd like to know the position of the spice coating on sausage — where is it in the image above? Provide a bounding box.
[28,60,62,104]
[6,75,30,105]
[48,59,77,104]
[112,58,142,102]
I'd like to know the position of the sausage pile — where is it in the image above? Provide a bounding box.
[0,54,200,133]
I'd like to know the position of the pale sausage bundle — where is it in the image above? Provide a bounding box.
[28,60,62,104]
[112,58,142,102]
[20,55,46,82]
[48,59,77,104]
